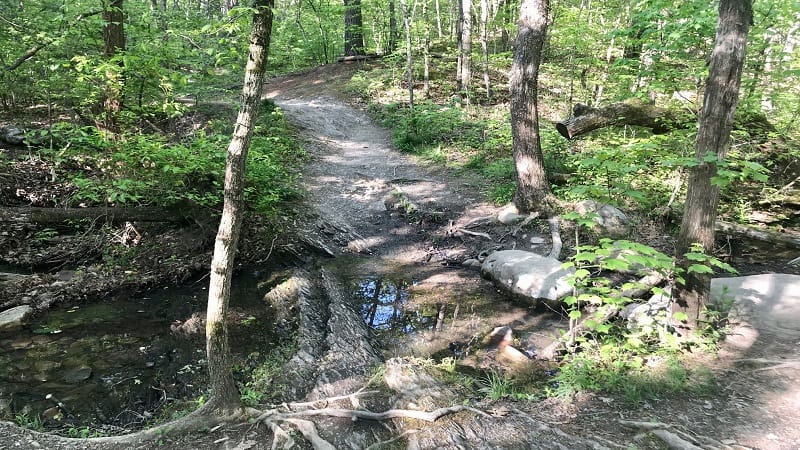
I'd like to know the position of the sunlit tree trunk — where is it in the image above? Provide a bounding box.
[674,0,752,334]
[480,0,490,100]
[510,0,552,213]
[344,0,365,56]
[460,0,472,104]
[205,0,274,414]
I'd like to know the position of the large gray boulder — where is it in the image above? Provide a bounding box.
[480,250,574,307]
[0,305,33,331]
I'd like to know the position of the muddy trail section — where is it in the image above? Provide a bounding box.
[1,62,799,449]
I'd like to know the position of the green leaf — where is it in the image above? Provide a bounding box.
[568,310,582,320]
[673,311,689,322]
[687,264,713,274]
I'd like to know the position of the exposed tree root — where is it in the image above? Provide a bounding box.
[734,358,800,371]
[619,420,740,450]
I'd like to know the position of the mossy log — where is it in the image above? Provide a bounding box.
[555,99,690,139]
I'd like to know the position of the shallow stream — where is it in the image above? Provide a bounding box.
[0,269,275,432]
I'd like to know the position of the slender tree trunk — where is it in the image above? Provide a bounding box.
[344,0,365,56]
[674,0,752,334]
[101,0,125,136]
[435,0,443,38]
[389,1,398,51]
[204,0,274,414]
[401,0,414,109]
[480,0,490,100]
[460,0,472,104]
[510,0,552,213]
[423,0,431,97]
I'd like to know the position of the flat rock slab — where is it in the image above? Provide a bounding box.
[712,273,800,339]
[0,305,33,331]
[481,250,574,306]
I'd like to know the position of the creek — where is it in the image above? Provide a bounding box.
[0,269,276,432]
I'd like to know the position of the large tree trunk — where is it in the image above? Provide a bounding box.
[509,0,552,213]
[343,0,365,56]
[673,0,752,334]
[204,0,274,415]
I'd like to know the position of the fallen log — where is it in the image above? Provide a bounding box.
[555,99,690,139]
[336,54,379,63]
[715,219,800,250]
[0,206,202,225]
[555,99,775,139]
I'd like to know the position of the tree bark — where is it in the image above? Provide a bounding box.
[674,0,752,334]
[101,0,126,136]
[509,0,552,213]
[401,0,414,109]
[459,0,472,103]
[343,0,365,56]
[204,0,274,415]
[480,0,491,100]
[555,99,690,139]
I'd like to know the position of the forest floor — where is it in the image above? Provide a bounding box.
[1,61,799,449]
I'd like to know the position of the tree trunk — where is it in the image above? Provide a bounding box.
[343,0,365,56]
[204,0,274,414]
[674,0,752,334]
[460,0,472,103]
[480,0,491,100]
[101,0,126,136]
[510,0,552,213]
[389,1,398,51]
[401,0,414,109]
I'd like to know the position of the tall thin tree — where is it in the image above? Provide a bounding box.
[674,0,752,333]
[509,0,553,213]
[344,0,365,56]
[204,0,274,414]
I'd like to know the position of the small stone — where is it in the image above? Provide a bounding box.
[498,204,527,225]
[461,258,482,268]
[63,365,92,384]
[0,305,33,331]
[530,236,546,245]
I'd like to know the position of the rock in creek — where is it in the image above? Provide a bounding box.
[480,250,574,307]
[63,365,92,384]
[0,305,33,331]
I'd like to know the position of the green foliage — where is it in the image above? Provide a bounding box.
[14,413,43,431]
[552,350,716,405]
[38,100,303,216]
[67,426,104,438]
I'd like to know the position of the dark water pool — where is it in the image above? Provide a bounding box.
[0,269,275,431]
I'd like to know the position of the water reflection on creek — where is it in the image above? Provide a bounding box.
[355,276,439,333]
[0,270,274,430]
